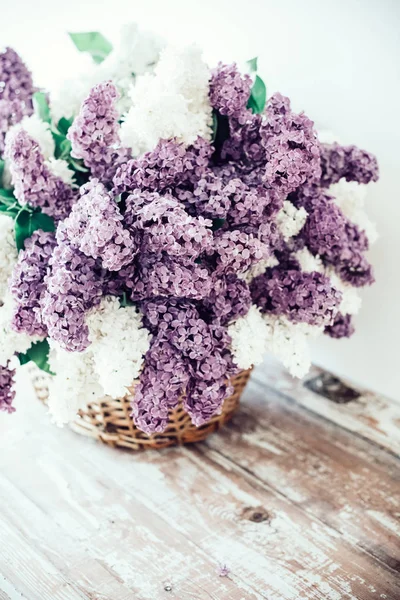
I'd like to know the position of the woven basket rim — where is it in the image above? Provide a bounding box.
[31,367,251,450]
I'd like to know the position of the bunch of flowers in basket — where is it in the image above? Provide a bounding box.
[0,25,379,432]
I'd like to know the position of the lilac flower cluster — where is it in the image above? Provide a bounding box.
[297,189,374,286]
[0,50,379,432]
[68,81,129,183]
[10,230,56,337]
[113,137,212,195]
[0,48,34,154]
[319,142,379,187]
[0,47,34,105]
[5,128,76,221]
[59,179,135,271]
[0,363,16,413]
[132,299,235,433]
[209,63,252,124]
[251,267,342,328]
[204,274,251,325]
[325,313,354,339]
[0,98,25,153]
[41,242,103,352]
[223,93,321,201]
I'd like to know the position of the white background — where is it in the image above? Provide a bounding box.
[0,0,399,399]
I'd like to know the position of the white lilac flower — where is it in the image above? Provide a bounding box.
[263,314,323,378]
[0,294,37,367]
[328,179,378,244]
[50,54,98,123]
[276,200,308,241]
[295,247,324,273]
[47,341,103,426]
[120,45,212,155]
[19,114,55,159]
[46,157,75,185]
[239,255,279,284]
[328,270,362,316]
[228,305,269,370]
[0,215,18,299]
[99,23,164,115]
[86,296,151,398]
[51,24,164,122]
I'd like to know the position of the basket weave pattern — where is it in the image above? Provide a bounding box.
[32,369,251,450]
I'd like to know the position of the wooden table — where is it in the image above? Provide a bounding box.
[0,358,399,600]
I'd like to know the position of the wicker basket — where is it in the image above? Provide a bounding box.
[32,368,251,450]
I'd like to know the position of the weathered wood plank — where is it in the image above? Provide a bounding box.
[206,375,400,578]
[253,357,400,456]
[0,373,263,600]
[1,365,399,599]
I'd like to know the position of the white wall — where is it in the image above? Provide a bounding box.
[1,0,399,399]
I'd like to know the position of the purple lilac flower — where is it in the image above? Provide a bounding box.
[68,81,129,183]
[300,196,374,286]
[209,63,252,124]
[217,564,230,578]
[319,142,379,187]
[0,98,25,154]
[113,137,212,195]
[10,230,56,337]
[176,170,231,219]
[41,242,103,351]
[133,299,236,432]
[184,350,236,426]
[251,268,342,327]
[0,47,34,106]
[141,298,201,333]
[204,274,251,325]
[131,255,212,301]
[59,179,135,271]
[5,128,76,221]
[212,229,270,274]
[325,313,354,338]
[0,363,16,413]
[131,337,190,434]
[222,113,264,165]
[180,166,275,226]
[126,192,213,262]
[223,93,321,199]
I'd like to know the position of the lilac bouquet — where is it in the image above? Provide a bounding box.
[0,25,379,432]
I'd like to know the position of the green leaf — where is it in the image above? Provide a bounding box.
[247,75,267,114]
[32,211,56,233]
[0,188,15,200]
[18,339,53,374]
[212,218,225,231]
[68,31,113,64]
[32,91,51,124]
[68,157,89,173]
[14,208,55,252]
[53,134,72,160]
[211,111,218,142]
[18,352,31,366]
[0,158,4,182]
[0,203,20,218]
[246,56,258,73]
[14,209,33,251]
[57,117,73,136]
[212,111,230,159]
[119,292,134,308]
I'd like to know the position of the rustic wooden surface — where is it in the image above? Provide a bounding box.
[0,358,399,600]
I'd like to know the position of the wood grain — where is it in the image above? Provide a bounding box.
[254,358,400,455]
[0,361,399,600]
